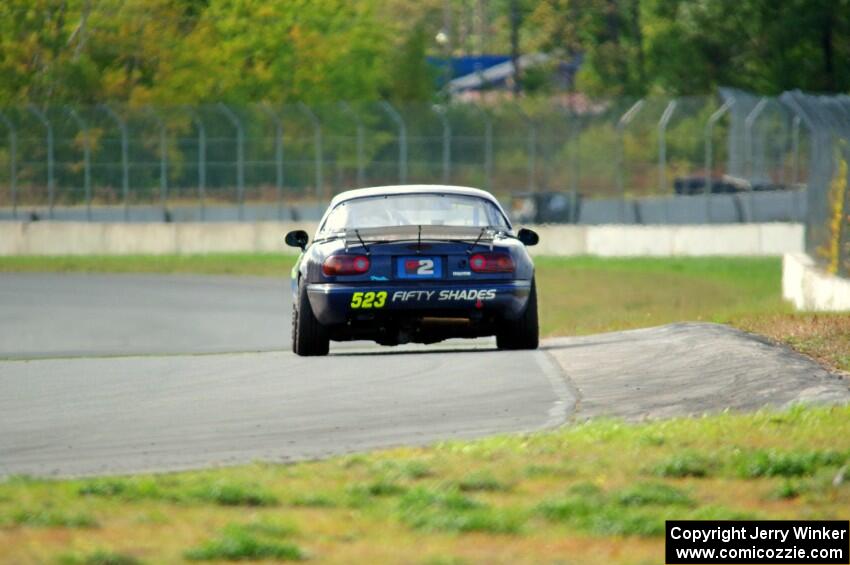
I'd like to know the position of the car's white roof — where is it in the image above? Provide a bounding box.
[329,185,501,207]
[319,185,512,234]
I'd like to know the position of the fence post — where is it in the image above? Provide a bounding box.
[144,107,168,220]
[28,105,55,219]
[791,115,801,185]
[380,101,407,184]
[0,111,17,219]
[218,103,245,220]
[744,97,768,182]
[433,105,451,184]
[65,107,92,221]
[298,103,324,200]
[616,99,645,223]
[339,102,365,188]
[187,108,206,221]
[745,98,770,222]
[566,107,581,223]
[657,100,677,194]
[704,99,734,223]
[780,92,821,253]
[100,104,130,221]
[260,104,285,218]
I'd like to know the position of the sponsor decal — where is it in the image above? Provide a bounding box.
[438,289,496,301]
[406,258,435,275]
[370,275,388,281]
[397,256,442,279]
[452,271,472,277]
[390,289,497,303]
[391,290,436,302]
[350,291,387,309]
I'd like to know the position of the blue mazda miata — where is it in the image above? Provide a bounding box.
[285,185,540,356]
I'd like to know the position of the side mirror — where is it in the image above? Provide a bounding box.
[517,227,539,247]
[285,230,309,250]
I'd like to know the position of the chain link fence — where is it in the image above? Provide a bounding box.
[779,91,850,277]
[0,92,847,273]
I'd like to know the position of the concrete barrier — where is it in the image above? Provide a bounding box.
[529,223,803,257]
[0,221,804,257]
[782,253,850,311]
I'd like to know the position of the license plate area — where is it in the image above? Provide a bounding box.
[396,256,442,279]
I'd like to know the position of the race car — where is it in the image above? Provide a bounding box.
[285,185,540,356]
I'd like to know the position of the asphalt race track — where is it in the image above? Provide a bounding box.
[1,273,848,477]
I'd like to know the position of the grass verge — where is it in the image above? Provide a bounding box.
[0,405,848,564]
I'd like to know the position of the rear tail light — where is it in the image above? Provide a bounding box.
[469,253,514,273]
[322,254,371,276]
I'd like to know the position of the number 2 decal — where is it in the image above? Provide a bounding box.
[350,291,387,309]
[417,259,434,275]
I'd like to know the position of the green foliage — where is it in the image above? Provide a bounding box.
[348,479,408,498]
[0,0,433,105]
[78,478,164,500]
[289,492,339,508]
[397,487,524,534]
[378,459,434,480]
[57,550,142,565]
[651,451,714,478]
[537,481,727,537]
[614,482,694,507]
[526,0,850,96]
[386,24,436,103]
[4,0,846,106]
[4,507,98,528]
[187,480,278,507]
[456,471,512,492]
[77,476,278,507]
[735,449,847,478]
[184,523,304,561]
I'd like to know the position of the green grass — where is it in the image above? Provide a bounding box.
[184,523,305,561]
[735,449,847,478]
[397,486,525,534]
[57,550,142,565]
[2,507,98,528]
[455,471,512,493]
[533,256,787,336]
[0,253,296,277]
[1,405,849,563]
[650,451,714,478]
[0,253,787,338]
[77,477,277,507]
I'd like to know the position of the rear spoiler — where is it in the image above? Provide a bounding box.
[341,225,499,242]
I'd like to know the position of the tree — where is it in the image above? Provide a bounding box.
[0,0,99,105]
[385,24,436,103]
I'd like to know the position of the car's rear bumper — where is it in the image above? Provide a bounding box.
[306,281,532,325]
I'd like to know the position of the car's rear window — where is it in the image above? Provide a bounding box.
[320,193,509,234]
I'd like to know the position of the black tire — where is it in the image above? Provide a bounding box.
[293,280,329,356]
[496,277,539,350]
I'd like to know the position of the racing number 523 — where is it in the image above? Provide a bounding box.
[350,291,387,309]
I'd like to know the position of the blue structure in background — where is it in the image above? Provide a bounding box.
[430,53,583,94]
[427,55,511,87]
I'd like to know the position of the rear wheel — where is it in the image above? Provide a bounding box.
[293,281,329,356]
[496,278,539,350]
